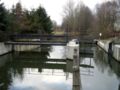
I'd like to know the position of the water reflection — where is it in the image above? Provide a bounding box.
[94,46,120,78]
[0,54,12,90]
[0,46,72,90]
[78,44,120,90]
[93,46,120,90]
[0,45,120,90]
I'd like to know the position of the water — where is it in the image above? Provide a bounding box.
[80,46,120,90]
[0,45,120,90]
[0,46,72,90]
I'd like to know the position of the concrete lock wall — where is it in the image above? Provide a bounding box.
[97,40,120,62]
[0,42,40,56]
[113,45,120,61]
[0,43,12,55]
[14,45,40,51]
[97,40,110,52]
[14,39,41,51]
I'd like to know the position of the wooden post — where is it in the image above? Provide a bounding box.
[72,48,81,90]
[12,44,14,52]
[11,34,15,52]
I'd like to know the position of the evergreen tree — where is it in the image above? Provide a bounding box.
[0,1,8,41]
[33,6,53,34]
[0,2,7,31]
[0,2,53,35]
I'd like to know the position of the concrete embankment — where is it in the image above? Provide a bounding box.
[97,40,112,52]
[14,45,40,51]
[97,40,120,61]
[13,39,41,51]
[0,42,12,56]
[0,42,40,56]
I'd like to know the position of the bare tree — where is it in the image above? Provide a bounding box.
[75,3,93,38]
[95,1,117,38]
[114,0,120,31]
[62,0,76,37]
[62,1,93,39]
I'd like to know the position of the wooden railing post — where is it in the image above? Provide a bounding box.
[73,48,81,90]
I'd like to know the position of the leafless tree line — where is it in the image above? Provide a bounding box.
[62,0,119,39]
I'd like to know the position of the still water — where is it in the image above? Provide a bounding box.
[0,45,120,90]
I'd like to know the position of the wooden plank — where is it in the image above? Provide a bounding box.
[10,34,69,39]
[5,41,67,45]
[12,40,67,42]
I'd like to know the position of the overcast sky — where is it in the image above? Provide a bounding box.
[1,0,107,25]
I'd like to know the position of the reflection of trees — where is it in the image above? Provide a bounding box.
[0,63,12,90]
[11,62,24,80]
[0,54,14,90]
[10,46,51,76]
[0,46,75,90]
[108,54,120,78]
[79,43,94,64]
[94,47,110,73]
[94,46,120,78]
[107,52,120,90]
[13,45,51,61]
[10,46,72,74]
[94,47,120,90]
[0,46,51,90]
[10,60,67,73]
[80,43,94,54]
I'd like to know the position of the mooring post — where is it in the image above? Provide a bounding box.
[72,48,81,90]
[12,44,14,52]
[11,34,15,52]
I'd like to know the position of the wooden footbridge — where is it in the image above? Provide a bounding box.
[5,34,95,46]
[5,34,69,45]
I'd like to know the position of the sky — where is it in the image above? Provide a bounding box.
[1,0,107,25]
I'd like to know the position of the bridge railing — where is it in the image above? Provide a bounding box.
[10,34,68,38]
[5,34,70,45]
[9,34,68,41]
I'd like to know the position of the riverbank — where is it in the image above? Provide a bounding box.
[97,39,120,61]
